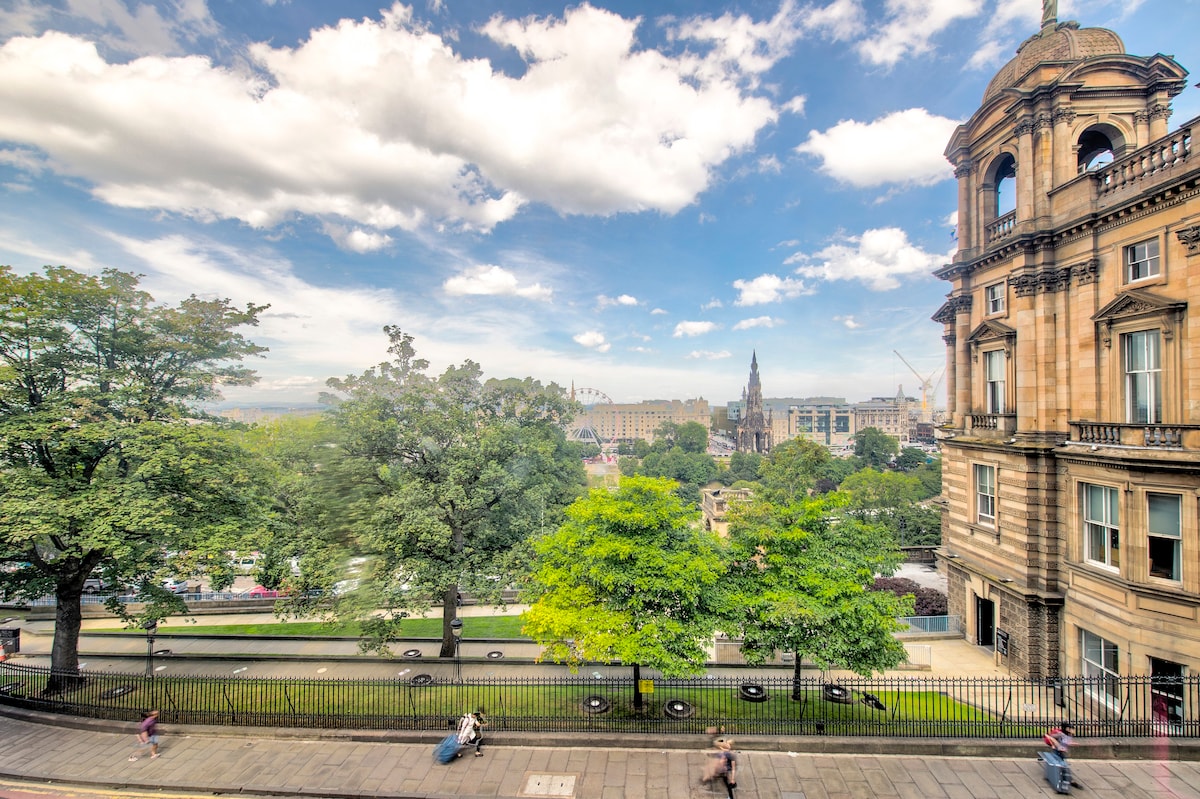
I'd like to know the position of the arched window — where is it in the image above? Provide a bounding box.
[1077,124,1127,172]
[995,155,1016,216]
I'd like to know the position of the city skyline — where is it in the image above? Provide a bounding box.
[1,0,1197,407]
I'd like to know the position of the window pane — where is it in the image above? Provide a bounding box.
[1149,494,1181,537]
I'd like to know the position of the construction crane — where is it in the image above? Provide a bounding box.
[894,350,942,423]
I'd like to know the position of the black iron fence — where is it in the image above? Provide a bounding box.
[1,661,1196,738]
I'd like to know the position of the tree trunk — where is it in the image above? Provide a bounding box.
[439,587,458,658]
[633,663,643,711]
[791,654,804,700]
[47,585,85,693]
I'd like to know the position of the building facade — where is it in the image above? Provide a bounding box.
[577,398,711,444]
[934,0,1198,718]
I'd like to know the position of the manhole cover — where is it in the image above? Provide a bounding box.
[486,650,504,659]
[402,649,422,658]
[521,773,576,797]
[410,673,434,686]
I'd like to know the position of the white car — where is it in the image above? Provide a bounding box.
[163,578,190,594]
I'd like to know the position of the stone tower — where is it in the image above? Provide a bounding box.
[736,352,772,454]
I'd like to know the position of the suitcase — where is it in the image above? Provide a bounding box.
[1038,750,1072,794]
[433,733,460,764]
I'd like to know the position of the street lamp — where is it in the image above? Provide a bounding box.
[142,620,158,677]
[450,618,463,683]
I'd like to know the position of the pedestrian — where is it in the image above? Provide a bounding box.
[456,707,487,757]
[1045,722,1074,758]
[129,709,160,761]
[701,737,736,797]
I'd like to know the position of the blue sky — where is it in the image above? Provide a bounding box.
[1,0,1197,408]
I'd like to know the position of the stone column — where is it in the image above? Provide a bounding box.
[1052,107,1076,186]
[1015,117,1036,227]
[954,161,975,253]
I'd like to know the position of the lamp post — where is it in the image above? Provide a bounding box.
[450,617,463,683]
[142,619,158,677]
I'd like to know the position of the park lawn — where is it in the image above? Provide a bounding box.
[93,616,529,639]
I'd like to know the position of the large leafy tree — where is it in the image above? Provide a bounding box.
[0,266,269,689]
[853,426,899,469]
[724,495,913,697]
[523,477,727,707]
[323,328,585,657]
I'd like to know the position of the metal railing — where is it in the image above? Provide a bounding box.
[1,662,1195,738]
[899,616,963,634]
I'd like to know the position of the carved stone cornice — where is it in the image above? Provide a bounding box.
[1033,112,1054,132]
[1177,226,1200,255]
[1052,107,1076,125]
[943,333,957,345]
[1008,266,1071,296]
[1149,103,1172,121]
[1070,259,1099,285]
[1015,118,1036,137]
[954,162,975,179]
[932,294,972,324]
[1134,110,1151,125]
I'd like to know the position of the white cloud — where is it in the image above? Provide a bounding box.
[733,315,782,330]
[781,95,807,115]
[651,308,668,315]
[324,224,394,253]
[787,227,946,291]
[443,265,552,300]
[795,108,959,188]
[673,320,718,337]
[966,37,1009,71]
[732,273,812,306]
[0,2,796,246]
[685,349,732,360]
[834,314,862,329]
[597,293,639,309]
[798,0,864,42]
[573,330,611,353]
[701,298,724,310]
[856,0,984,68]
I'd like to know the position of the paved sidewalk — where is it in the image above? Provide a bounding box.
[2,709,1200,799]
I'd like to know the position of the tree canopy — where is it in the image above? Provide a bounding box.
[0,266,270,687]
[522,476,726,681]
[723,494,912,686]
[853,427,899,469]
[321,327,585,657]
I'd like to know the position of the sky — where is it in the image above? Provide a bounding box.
[1,0,1198,409]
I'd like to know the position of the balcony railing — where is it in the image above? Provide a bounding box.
[984,209,1016,245]
[1070,421,1199,450]
[1097,123,1192,198]
[967,413,1016,434]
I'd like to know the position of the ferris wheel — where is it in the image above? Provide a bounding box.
[568,387,615,449]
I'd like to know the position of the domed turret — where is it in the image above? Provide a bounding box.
[983,23,1125,105]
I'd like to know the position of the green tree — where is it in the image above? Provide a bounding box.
[721,450,763,485]
[912,455,942,499]
[839,468,923,509]
[853,427,899,469]
[324,328,585,657]
[0,266,269,688]
[674,421,709,454]
[724,495,912,696]
[894,446,928,472]
[757,438,832,505]
[523,477,726,708]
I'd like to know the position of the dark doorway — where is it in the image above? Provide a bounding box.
[975,595,995,648]
[1150,657,1185,733]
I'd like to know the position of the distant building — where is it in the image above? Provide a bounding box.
[735,352,772,454]
[701,487,753,536]
[573,398,711,444]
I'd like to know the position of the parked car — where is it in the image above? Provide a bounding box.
[82,576,113,593]
[163,577,190,594]
[247,585,279,599]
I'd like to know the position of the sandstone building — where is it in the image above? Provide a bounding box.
[934,0,1198,726]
